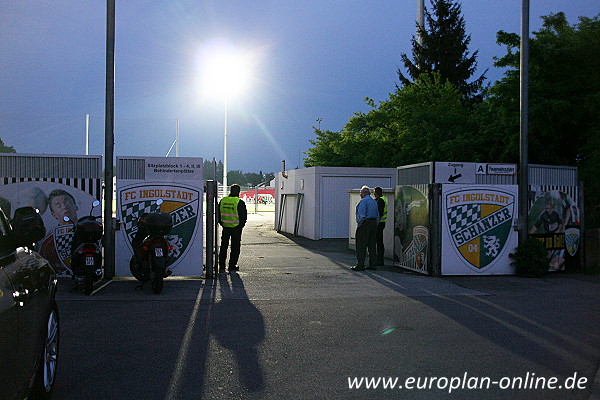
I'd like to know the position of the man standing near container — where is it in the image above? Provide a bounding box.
[374,186,387,267]
[218,184,247,273]
[352,186,379,271]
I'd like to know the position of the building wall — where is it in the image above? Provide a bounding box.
[275,167,396,240]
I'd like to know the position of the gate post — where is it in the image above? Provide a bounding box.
[205,180,218,278]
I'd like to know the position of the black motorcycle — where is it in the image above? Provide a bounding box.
[129,199,173,294]
[66,200,103,295]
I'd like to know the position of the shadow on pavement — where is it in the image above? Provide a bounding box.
[209,272,266,392]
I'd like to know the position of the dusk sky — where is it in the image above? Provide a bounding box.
[1,1,598,175]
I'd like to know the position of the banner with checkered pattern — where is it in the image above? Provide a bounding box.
[115,156,204,278]
[0,180,100,277]
[442,185,518,275]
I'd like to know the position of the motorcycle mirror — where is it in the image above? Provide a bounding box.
[89,199,101,215]
[63,216,71,223]
[156,199,163,206]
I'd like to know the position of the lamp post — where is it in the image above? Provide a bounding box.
[223,98,228,193]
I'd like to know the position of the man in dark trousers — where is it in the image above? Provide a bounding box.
[352,186,379,271]
[374,186,387,267]
[217,184,247,272]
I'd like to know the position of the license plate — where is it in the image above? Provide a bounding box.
[86,256,95,266]
[154,248,163,257]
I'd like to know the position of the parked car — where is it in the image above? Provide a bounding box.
[0,206,59,400]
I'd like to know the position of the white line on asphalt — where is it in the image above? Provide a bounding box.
[91,280,112,295]
[165,284,204,400]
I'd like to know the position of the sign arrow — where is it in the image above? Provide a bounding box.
[448,168,462,182]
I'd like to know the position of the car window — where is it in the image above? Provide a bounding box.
[0,208,12,253]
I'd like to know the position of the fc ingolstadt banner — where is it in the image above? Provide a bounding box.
[442,185,518,275]
[115,156,203,277]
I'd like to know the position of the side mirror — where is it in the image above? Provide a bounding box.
[63,216,71,223]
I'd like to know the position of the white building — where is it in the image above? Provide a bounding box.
[275,167,396,240]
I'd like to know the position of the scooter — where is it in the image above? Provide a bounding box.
[129,199,173,294]
[66,200,103,295]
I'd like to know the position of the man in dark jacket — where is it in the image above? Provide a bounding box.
[217,184,247,272]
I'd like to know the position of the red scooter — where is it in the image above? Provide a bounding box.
[129,199,173,294]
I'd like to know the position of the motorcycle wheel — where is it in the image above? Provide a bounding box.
[151,273,164,294]
[129,257,145,282]
[84,273,94,295]
[150,257,165,294]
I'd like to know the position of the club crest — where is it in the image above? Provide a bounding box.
[119,184,200,268]
[445,188,516,271]
[53,224,74,268]
[564,227,580,257]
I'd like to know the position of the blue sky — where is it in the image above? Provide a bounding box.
[1,1,598,174]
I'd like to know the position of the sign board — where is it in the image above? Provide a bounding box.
[394,185,429,274]
[441,185,518,275]
[434,162,477,184]
[435,162,517,183]
[144,159,203,181]
[116,157,203,277]
[477,163,517,175]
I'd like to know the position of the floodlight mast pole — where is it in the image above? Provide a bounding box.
[104,0,116,279]
[518,0,530,245]
[223,98,228,194]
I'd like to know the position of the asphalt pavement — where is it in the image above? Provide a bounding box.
[54,212,600,400]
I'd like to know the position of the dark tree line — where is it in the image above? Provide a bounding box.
[203,159,274,187]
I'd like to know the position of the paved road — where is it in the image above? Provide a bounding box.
[54,212,600,399]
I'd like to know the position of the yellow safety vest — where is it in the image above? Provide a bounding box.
[220,196,241,228]
[379,196,388,223]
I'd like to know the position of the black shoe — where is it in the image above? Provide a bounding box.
[366,266,377,270]
[351,265,366,271]
[228,265,240,272]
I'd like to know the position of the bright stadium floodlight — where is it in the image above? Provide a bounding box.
[198,40,253,192]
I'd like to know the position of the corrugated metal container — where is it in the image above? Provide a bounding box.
[117,157,146,180]
[0,153,102,180]
[529,164,578,186]
[397,162,432,185]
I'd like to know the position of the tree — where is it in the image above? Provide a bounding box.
[0,138,15,153]
[398,0,486,102]
[491,12,600,226]
[305,73,481,167]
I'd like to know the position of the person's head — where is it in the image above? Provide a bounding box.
[360,186,371,198]
[544,199,554,214]
[374,186,383,198]
[48,189,78,224]
[23,186,49,215]
[229,184,241,197]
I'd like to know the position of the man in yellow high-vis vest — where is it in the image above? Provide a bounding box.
[374,186,387,267]
[217,184,247,272]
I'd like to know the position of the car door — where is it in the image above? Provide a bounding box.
[13,248,51,391]
[0,222,20,399]
[0,208,47,398]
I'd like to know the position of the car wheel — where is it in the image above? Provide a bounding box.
[30,304,59,400]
